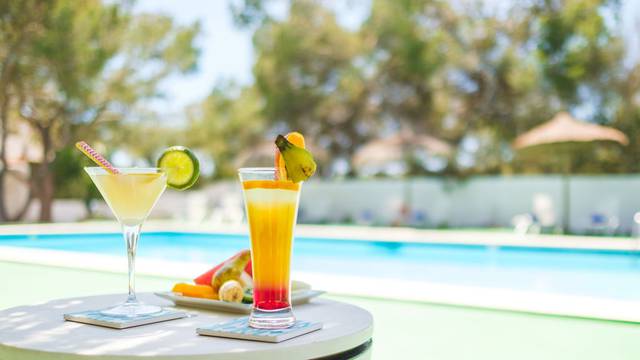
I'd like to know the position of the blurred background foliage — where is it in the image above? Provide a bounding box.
[0,0,639,221]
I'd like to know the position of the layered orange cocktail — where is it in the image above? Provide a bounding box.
[239,132,315,329]
[239,170,301,329]
[244,180,300,310]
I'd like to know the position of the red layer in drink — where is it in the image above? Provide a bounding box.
[253,286,290,310]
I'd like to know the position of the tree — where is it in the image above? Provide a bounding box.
[610,61,640,173]
[0,0,200,221]
[535,0,624,107]
[362,0,628,174]
[0,0,48,221]
[252,0,373,172]
[514,0,628,173]
[226,0,633,177]
[110,119,186,167]
[231,0,553,174]
[185,83,266,178]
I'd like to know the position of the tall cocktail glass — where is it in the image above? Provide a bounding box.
[85,167,167,317]
[239,167,301,329]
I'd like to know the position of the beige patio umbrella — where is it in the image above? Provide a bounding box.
[352,131,452,171]
[513,111,629,232]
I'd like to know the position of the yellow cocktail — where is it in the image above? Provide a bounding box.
[239,168,301,329]
[89,172,166,226]
[85,167,167,316]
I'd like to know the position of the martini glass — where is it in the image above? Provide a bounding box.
[85,167,167,317]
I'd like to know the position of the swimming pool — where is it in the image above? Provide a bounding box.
[2,231,640,302]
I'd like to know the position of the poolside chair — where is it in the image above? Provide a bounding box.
[355,209,375,226]
[513,193,557,235]
[588,212,619,236]
[512,213,540,235]
[408,209,428,228]
[532,193,556,233]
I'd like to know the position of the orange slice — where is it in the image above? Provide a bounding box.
[243,180,301,191]
[275,132,306,180]
[172,283,218,300]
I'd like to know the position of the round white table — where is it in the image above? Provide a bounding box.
[0,293,373,360]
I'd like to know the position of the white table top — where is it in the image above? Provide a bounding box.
[0,293,373,360]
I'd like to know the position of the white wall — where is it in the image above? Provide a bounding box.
[299,175,640,233]
[298,180,407,224]
[435,176,565,228]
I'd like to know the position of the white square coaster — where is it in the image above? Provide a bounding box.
[64,308,188,329]
[197,317,322,343]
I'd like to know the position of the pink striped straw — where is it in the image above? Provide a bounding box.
[75,141,120,175]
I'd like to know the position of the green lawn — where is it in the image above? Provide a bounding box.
[2,261,640,359]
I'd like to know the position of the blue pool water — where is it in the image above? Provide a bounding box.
[2,232,640,301]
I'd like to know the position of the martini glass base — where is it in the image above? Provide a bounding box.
[249,306,295,329]
[100,299,162,317]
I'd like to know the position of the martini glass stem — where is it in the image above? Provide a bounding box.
[123,224,142,303]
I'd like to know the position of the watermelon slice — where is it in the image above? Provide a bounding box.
[194,250,252,286]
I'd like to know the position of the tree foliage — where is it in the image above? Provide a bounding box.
[186,83,267,178]
[2,0,639,222]
[0,0,200,220]
[204,0,635,177]
[252,1,372,167]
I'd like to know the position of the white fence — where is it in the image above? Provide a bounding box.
[21,175,640,234]
[299,175,640,233]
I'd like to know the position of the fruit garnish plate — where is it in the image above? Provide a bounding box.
[155,290,325,314]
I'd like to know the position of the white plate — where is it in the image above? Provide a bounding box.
[155,290,325,314]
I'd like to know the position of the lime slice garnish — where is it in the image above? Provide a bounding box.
[157,146,200,190]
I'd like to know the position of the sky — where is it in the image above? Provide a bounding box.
[133,0,370,118]
[133,0,254,117]
[134,0,640,119]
